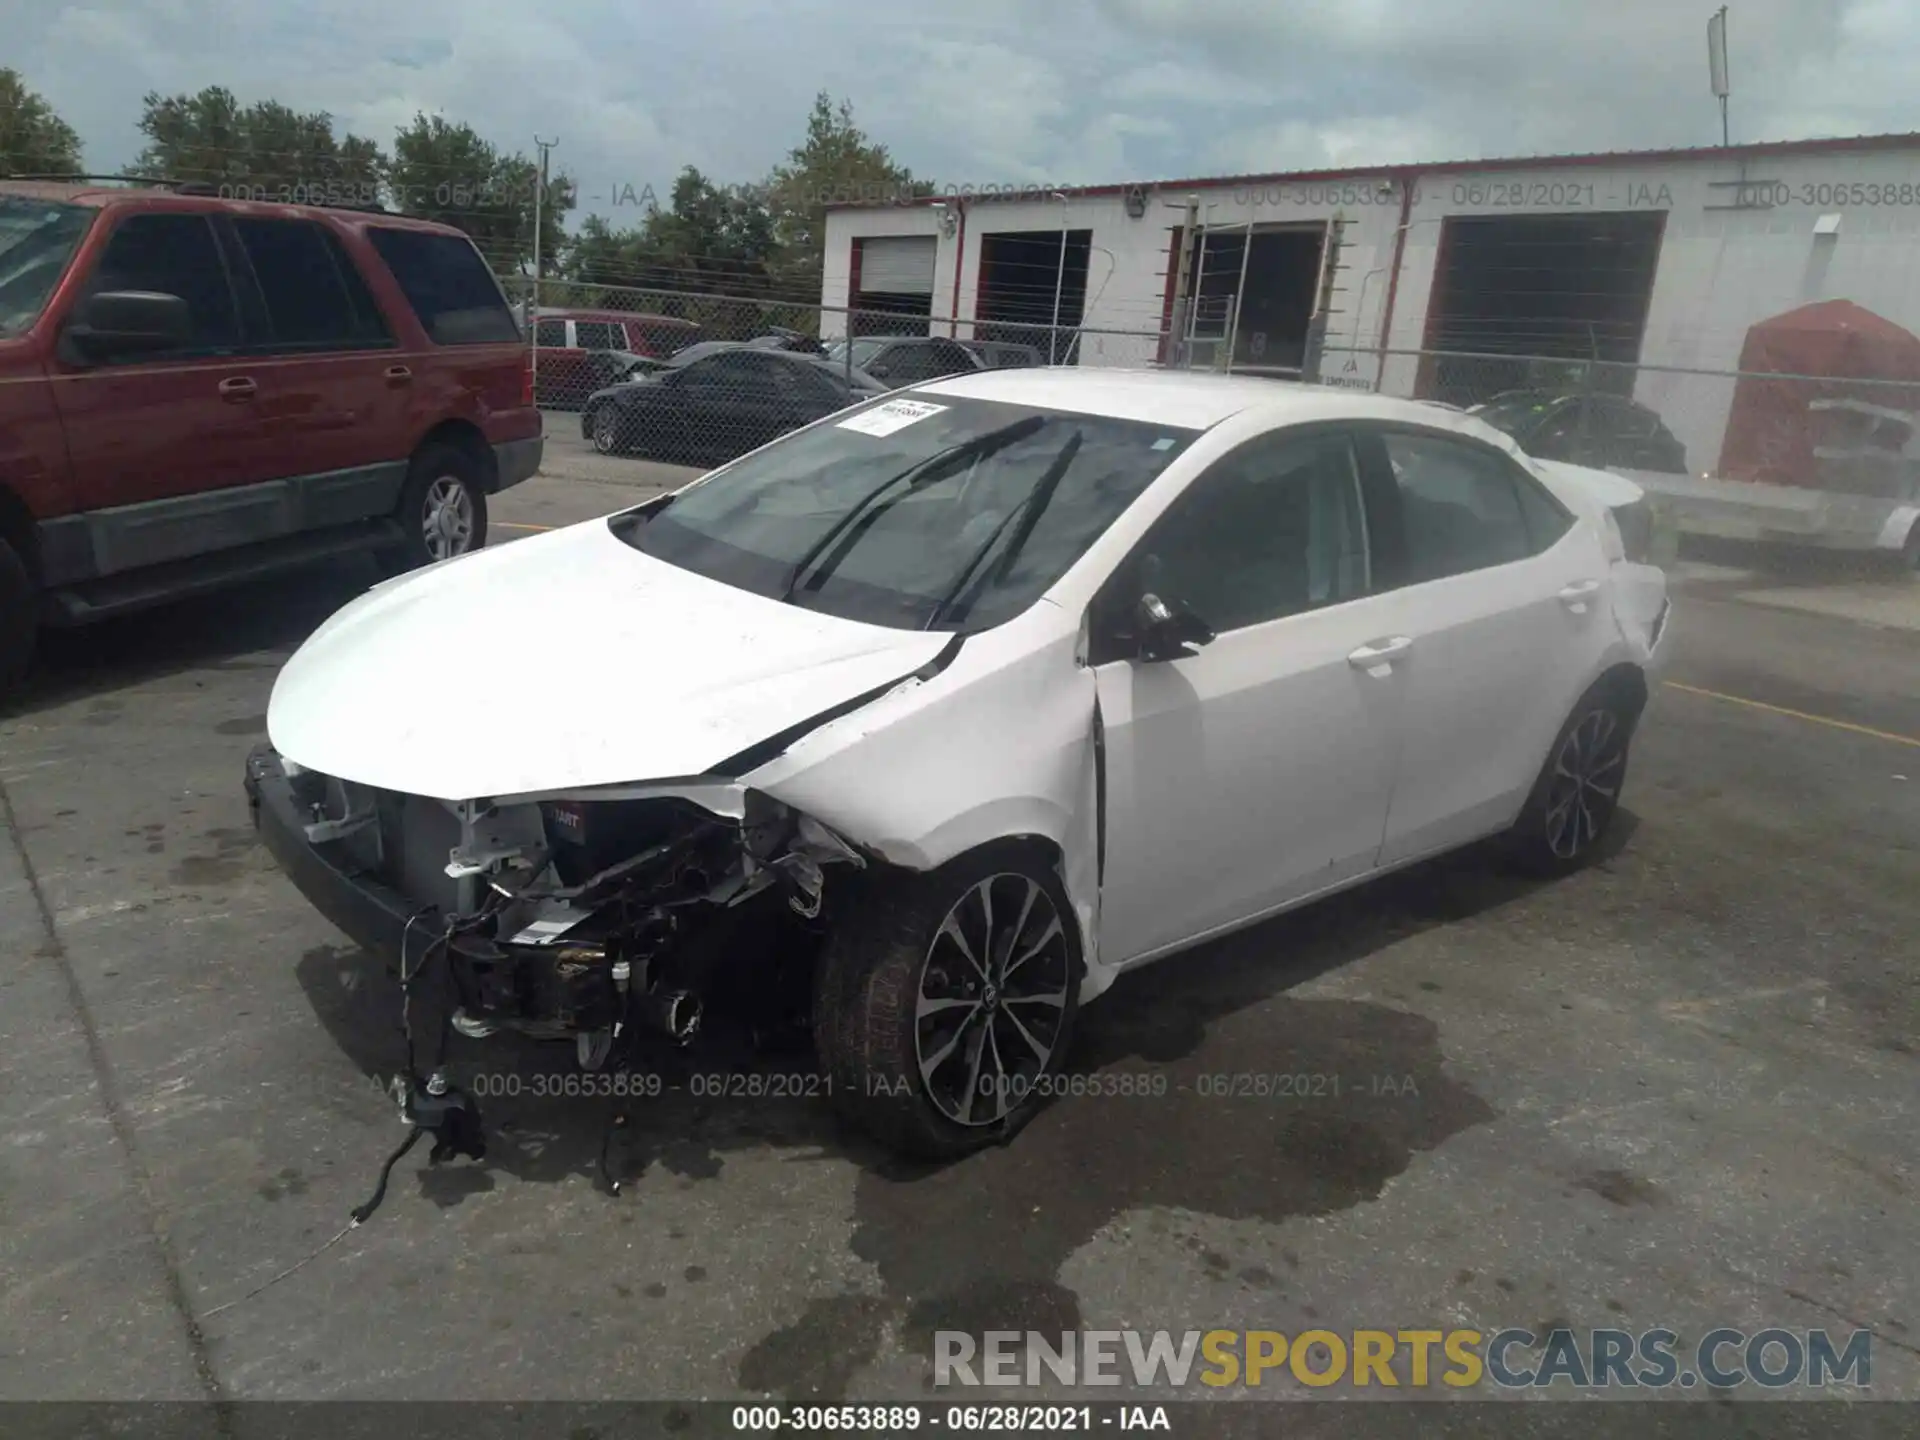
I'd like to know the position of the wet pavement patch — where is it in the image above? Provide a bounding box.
[740,969,1496,1400]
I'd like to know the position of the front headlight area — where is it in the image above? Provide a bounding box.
[421,787,870,1050]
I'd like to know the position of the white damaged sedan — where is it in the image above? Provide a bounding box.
[248,369,1671,1160]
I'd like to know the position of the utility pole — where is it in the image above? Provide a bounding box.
[530,136,557,403]
[1165,193,1199,368]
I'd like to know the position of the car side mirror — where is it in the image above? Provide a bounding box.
[66,290,191,361]
[1135,591,1214,662]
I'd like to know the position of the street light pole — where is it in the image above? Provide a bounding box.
[1050,190,1069,365]
[530,135,557,401]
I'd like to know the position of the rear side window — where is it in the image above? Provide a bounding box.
[575,320,622,349]
[534,319,567,347]
[1382,431,1537,582]
[83,213,240,356]
[231,218,391,350]
[365,228,519,344]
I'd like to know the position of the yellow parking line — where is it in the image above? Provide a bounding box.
[1664,680,1920,748]
[495,522,555,532]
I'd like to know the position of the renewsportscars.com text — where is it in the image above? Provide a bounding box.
[934,1327,1872,1391]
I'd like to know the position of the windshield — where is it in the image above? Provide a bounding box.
[826,338,886,368]
[0,199,93,339]
[610,395,1199,632]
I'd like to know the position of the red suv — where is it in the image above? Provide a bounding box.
[0,180,543,697]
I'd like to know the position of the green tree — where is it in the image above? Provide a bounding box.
[763,93,928,288]
[0,69,83,177]
[386,114,573,277]
[564,169,774,292]
[134,87,382,199]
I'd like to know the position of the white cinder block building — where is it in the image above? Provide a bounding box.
[821,132,1920,478]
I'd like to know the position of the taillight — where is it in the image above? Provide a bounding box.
[521,353,535,407]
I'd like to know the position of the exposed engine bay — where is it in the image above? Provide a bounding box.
[251,749,873,1188]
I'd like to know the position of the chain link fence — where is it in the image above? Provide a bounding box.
[1311,344,1920,509]
[507,274,1171,464]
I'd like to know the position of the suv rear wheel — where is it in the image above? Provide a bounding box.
[0,536,36,701]
[386,443,489,572]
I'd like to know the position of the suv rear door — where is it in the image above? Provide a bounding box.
[49,210,274,525]
[220,214,412,509]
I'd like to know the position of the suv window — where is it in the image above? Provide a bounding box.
[534,318,568,348]
[230,217,391,350]
[1097,430,1370,647]
[1383,431,1563,582]
[575,320,622,349]
[365,227,519,345]
[81,213,240,358]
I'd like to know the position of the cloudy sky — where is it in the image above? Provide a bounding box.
[6,0,1915,219]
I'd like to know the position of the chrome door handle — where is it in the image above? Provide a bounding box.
[1558,579,1602,612]
[1348,636,1412,675]
[217,376,257,401]
[384,364,413,385]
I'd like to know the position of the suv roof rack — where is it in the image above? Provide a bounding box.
[2,172,190,187]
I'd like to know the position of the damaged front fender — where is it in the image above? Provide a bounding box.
[732,610,1113,1000]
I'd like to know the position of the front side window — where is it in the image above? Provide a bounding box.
[81,213,239,357]
[0,198,94,338]
[1384,431,1560,582]
[609,396,1199,632]
[1096,430,1370,645]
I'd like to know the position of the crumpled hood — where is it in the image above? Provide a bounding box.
[266,517,951,800]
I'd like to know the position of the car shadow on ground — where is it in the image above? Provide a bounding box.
[2,559,375,722]
[292,814,1638,1211]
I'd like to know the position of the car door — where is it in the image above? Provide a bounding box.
[775,359,852,428]
[1357,425,1611,867]
[48,210,266,519]
[220,214,408,502]
[698,351,789,460]
[1089,426,1406,966]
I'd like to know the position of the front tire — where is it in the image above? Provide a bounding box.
[384,443,489,574]
[815,848,1082,1160]
[589,403,628,455]
[1503,687,1636,877]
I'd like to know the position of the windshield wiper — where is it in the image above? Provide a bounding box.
[923,430,1084,630]
[779,415,1048,603]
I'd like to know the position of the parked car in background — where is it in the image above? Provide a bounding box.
[746,327,828,356]
[824,335,981,387]
[959,338,1045,370]
[580,347,668,391]
[251,370,1670,1160]
[531,308,700,408]
[581,343,886,465]
[1470,390,1689,475]
[0,179,541,700]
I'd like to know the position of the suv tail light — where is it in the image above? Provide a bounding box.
[521,353,535,407]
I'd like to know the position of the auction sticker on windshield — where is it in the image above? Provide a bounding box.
[838,398,948,436]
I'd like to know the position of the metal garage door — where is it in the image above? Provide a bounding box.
[859,235,937,294]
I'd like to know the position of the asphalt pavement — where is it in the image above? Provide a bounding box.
[2,430,1917,1418]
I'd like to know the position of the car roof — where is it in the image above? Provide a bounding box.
[911,367,1516,433]
[0,179,469,236]
[536,307,695,323]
